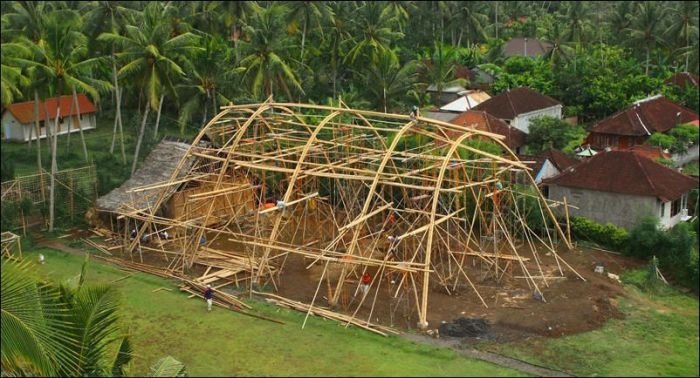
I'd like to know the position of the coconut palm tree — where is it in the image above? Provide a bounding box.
[357,49,419,112]
[418,42,467,105]
[325,2,354,99]
[239,4,304,100]
[285,1,333,65]
[18,9,111,231]
[98,2,202,175]
[625,2,670,75]
[664,1,699,72]
[542,21,575,69]
[454,1,489,46]
[0,42,31,107]
[1,259,78,376]
[344,1,403,65]
[177,35,239,134]
[1,258,133,377]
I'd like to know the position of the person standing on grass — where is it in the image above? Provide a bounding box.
[204,284,214,311]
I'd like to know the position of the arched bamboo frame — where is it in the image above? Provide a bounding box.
[118,101,583,331]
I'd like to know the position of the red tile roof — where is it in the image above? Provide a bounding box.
[517,149,578,177]
[664,72,699,88]
[588,96,698,137]
[538,148,579,171]
[544,150,697,202]
[628,145,672,161]
[472,87,561,121]
[4,94,96,124]
[503,37,552,58]
[448,110,527,150]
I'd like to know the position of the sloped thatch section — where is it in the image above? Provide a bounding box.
[96,138,196,214]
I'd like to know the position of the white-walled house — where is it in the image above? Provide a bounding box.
[544,150,697,230]
[2,94,97,143]
[472,87,562,134]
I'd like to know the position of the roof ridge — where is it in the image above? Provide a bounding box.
[634,153,659,199]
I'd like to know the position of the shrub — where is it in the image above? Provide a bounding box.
[569,216,629,251]
[624,216,665,259]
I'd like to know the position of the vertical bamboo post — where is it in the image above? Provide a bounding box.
[563,196,571,246]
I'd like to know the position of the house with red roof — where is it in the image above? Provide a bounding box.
[544,150,697,230]
[472,87,563,134]
[584,95,698,151]
[2,94,97,143]
[518,148,579,184]
[448,110,527,153]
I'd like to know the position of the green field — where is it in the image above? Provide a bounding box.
[478,271,700,377]
[21,246,523,377]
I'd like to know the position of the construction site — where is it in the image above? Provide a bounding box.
[88,101,632,338]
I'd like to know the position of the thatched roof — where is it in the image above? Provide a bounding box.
[96,138,195,214]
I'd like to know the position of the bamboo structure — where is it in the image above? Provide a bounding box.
[1,232,22,259]
[106,100,581,331]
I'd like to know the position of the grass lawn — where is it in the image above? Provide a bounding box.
[478,270,699,377]
[21,246,524,377]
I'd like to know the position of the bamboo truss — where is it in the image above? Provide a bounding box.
[109,100,582,332]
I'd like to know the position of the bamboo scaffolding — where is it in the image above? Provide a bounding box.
[102,101,584,335]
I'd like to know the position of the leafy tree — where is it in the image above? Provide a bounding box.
[285,1,333,66]
[239,4,303,100]
[418,43,466,105]
[668,123,700,154]
[98,2,201,175]
[624,2,669,75]
[356,49,418,112]
[491,56,555,95]
[344,2,403,65]
[664,1,699,72]
[647,132,675,151]
[177,35,237,134]
[527,116,584,154]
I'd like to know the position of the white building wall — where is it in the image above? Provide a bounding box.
[2,112,97,143]
[512,105,563,134]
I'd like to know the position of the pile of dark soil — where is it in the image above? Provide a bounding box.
[439,317,490,337]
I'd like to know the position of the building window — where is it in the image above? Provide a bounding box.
[671,198,681,216]
[660,202,665,217]
[80,114,84,120]
[39,120,45,129]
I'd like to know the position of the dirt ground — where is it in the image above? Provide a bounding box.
[72,208,645,344]
[269,242,643,342]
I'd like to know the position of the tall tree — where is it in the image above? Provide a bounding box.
[625,2,670,75]
[454,1,489,46]
[0,42,30,107]
[344,1,403,65]
[418,43,466,105]
[239,4,304,100]
[357,49,419,112]
[664,1,699,72]
[19,9,111,231]
[285,1,333,65]
[98,2,201,175]
[177,35,238,134]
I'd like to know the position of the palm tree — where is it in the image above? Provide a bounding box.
[344,2,403,65]
[1,258,133,377]
[625,2,670,75]
[606,1,633,45]
[83,2,141,164]
[1,1,52,42]
[418,42,467,105]
[19,9,111,232]
[213,1,261,62]
[325,2,354,99]
[0,42,30,107]
[454,1,489,46]
[285,1,333,65]
[177,35,238,134]
[239,4,304,100]
[664,1,699,72]
[98,2,202,175]
[357,49,419,112]
[542,21,574,69]
[1,259,78,376]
